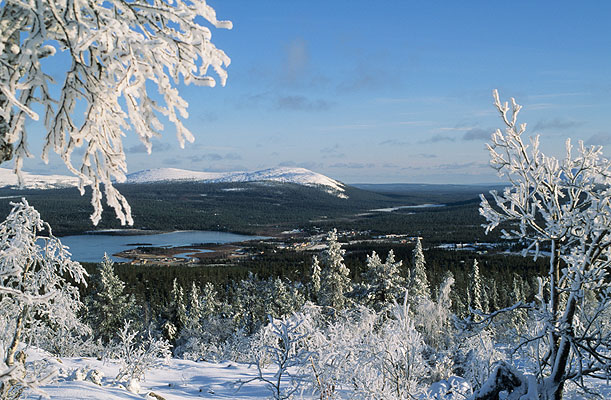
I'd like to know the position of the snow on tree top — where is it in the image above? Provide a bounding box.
[124,167,347,197]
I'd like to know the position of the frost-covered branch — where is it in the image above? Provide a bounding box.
[0,0,231,224]
[249,314,311,400]
[0,198,89,396]
[477,90,611,399]
[112,320,171,385]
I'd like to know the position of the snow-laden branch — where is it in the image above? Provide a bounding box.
[0,198,89,396]
[0,0,231,224]
[476,90,611,398]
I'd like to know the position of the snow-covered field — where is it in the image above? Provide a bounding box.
[31,351,288,400]
[25,349,611,400]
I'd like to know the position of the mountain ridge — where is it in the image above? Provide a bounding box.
[0,167,347,197]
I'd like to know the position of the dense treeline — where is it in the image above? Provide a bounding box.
[0,182,502,246]
[81,242,546,318]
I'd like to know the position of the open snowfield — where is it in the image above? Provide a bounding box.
[27,352,610,400]
[30,352,288,400]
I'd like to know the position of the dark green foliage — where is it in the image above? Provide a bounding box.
[85,256,139,343]
[0,181,501,245]
[80,242,547,330]
[21,181,546,340]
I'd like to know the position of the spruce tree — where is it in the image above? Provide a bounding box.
[87,254,137,343]
[488,278,501,311]
[362,250,405,311]
[201,282,220,318]
[161,278,187,341]
[185,282,203,333]
[310,255,322,303]
[408,237,431,303]
[270,277,305,318]
[468,259,483,313]
[510,273,527,330]
[175,282,204,354]
[319,229,351,310]
[173,279,188,329]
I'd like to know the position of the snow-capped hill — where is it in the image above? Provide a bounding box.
[0,166,347,198]
[0,168,79,189]
[123,168,225,183]
[125,167,347,197]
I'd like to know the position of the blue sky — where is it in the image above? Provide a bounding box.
[27,0,611,184]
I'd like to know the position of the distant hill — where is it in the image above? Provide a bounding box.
[0,169,497,243]
[0,168,79,189]
[0,167,347,197]
[124,167,347,197]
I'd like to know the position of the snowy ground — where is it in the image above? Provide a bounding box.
[25,350,611,399]
[28,352,292,400]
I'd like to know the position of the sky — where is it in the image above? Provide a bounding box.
[23,0,611,184]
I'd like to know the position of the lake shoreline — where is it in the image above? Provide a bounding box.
[60,230,269,263]
[82,229,186,236]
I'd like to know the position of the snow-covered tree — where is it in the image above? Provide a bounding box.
[249,314,311,400]
[318,229,351,311]
[200,282,220,318]
[0,199,88,395]
[306,302,429,399]
[467,259,484,314]
[86,254,138,343]
[414,274,456,352]
[0,0,231,225]
[270,277,305,319]
[160,278,187,341]
[173,282,237,362]
[174,282,204,355]
[186,282,203,331]
[488,278,500,312]
[227,273,305,336]
[361,250,405,311]
[309,255,322,303]
[408,237,431,303]
[112,320,171,388]
[476,90,611,399]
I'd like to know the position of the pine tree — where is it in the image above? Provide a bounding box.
[319,229,351,310]
[408,237,431,303]
[87,254,137,343]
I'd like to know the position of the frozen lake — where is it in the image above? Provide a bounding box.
[59,230,265,263]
